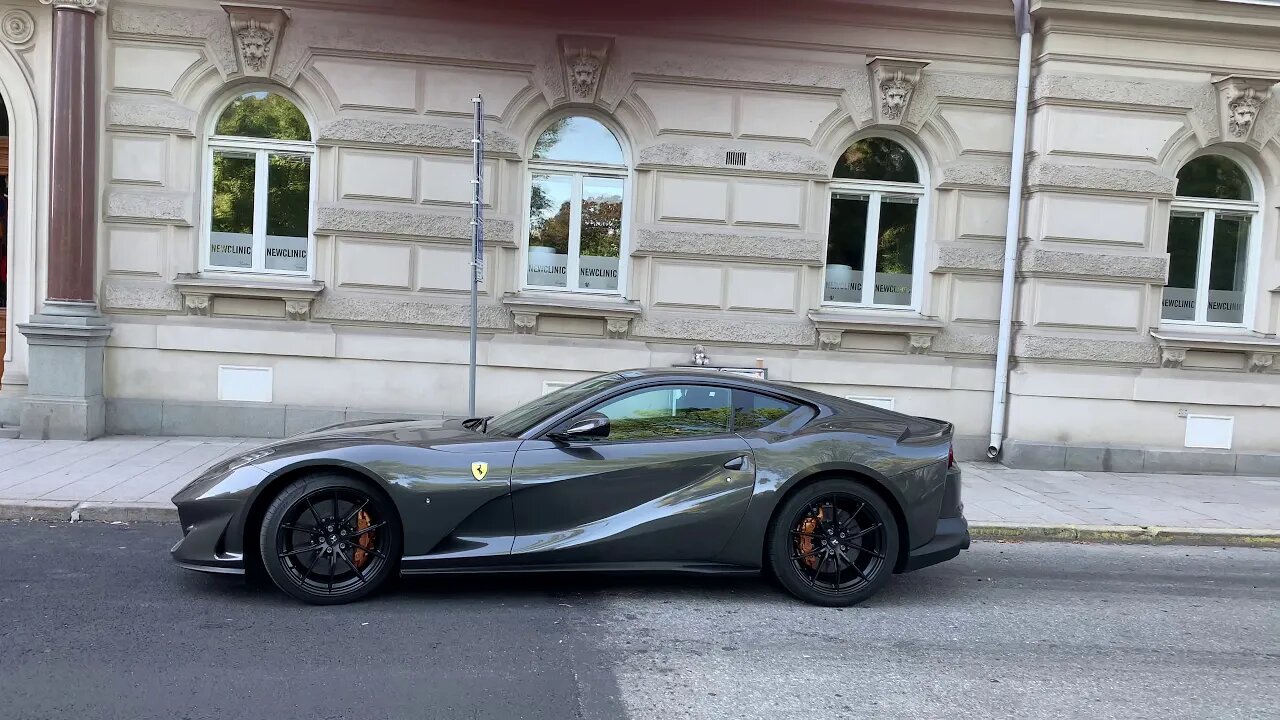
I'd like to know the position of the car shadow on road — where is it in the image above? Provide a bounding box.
[175,561,977,609]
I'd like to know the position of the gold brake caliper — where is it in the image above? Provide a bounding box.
[353,510,376,568]
[796,510,821,570]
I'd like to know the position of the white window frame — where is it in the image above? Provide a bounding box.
[823,173,929,312]
[1161,154,1262,330]
[521,120,631,297]
[202,114,317,278]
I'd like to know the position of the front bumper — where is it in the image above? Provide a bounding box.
[170,512,246,576]
[168,466,267,576]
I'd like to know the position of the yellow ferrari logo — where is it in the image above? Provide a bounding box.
[471,462,489,481]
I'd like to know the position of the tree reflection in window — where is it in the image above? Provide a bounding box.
[1161,154,1258,325]
[825,137,925,307]
[591,386,731,441]
[207,91,314,274]
[526,116,627,292]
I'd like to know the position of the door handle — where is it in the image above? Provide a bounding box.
[724,456,748,471]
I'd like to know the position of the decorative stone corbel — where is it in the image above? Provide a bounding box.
[606,317,631,339]
[559,35,613,103]
[1160,346,1187,369]
[222,3,288,78]
[1213,75,1279,141]
[867,56,930,125]
[908,333,934,355]
[818,329,844,352]
[513,312,538,335]
[183,293,212,317]
[284,299,312,322]
[1248,352,1275,373]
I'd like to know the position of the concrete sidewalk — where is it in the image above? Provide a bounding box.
[0,437,1277,545]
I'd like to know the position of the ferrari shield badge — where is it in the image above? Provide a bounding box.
[471,462,489,481]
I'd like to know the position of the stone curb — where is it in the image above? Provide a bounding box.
[4,503,1278,546]
[0,500,177,524]
[971,521,1280,548]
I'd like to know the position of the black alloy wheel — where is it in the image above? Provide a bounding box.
[767,478,899,607]
[259,474,401,605]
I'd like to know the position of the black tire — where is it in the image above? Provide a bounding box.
[259,473,401,605]
[766,478,899,607]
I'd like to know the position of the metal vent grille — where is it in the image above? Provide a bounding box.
[725,151,747,166]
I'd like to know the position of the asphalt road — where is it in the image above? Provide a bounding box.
[1,521,1276,720]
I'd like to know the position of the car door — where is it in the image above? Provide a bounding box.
[509,383,755,565]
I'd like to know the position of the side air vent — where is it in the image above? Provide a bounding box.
[725,151,747,166]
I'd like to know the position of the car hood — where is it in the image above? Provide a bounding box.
[284,418,495,447]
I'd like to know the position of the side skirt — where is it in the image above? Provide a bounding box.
[399,561,759,577]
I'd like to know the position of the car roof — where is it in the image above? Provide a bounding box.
[608,367,822,401]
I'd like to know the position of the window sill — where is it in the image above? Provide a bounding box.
[173,273,325,321]
[1150,328,1279,372]
[501,291,642,338]
[808,309,942,352]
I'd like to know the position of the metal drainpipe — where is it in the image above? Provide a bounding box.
[987,0,1033,460]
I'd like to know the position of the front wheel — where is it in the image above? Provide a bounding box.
[766,478,899,607]
[259,474,401,605]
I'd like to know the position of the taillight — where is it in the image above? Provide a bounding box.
[948,443,955,468]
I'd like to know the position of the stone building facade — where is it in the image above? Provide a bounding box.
[0,0,1278,472]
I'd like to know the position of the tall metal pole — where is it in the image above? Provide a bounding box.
[469,95,485,417]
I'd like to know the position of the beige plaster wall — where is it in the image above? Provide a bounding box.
[87,0,1280,452]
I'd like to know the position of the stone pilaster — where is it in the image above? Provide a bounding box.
[19,1,111,440]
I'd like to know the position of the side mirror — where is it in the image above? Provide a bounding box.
[549,413,610,442]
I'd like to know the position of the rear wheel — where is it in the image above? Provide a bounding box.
[767,478,899,607]
[259,474,401,605]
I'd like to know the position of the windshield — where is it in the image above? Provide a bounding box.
[483,373,625,437]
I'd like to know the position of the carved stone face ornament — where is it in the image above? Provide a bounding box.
[569,50,602,99]
[237,19,274,73]
[1227,87,1263,137]
[880,73,914,120]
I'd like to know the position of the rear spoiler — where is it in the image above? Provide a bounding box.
[897,416,954,445]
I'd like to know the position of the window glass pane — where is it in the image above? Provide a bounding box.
[1207,212,1250,324]
[874,196,917,306]
[532,117,624,165]
[264,152,311,272]
[209,151,256,269]
[592,385,731,441]
[833,138,919,183]
[1176,156,1252,201]
[579,177,622,291]
[825,193,868,303]
[215,92,310,142]
[485,373,625,438]
[1162,212,1201,322]
[733,391,801,432]
[527,174,573,288]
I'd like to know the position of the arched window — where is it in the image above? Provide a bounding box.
[1161,155,1259,326]
[824,137,926,308]
[204,91,315,276]
[525,116,628,294]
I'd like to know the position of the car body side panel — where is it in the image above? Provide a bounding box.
[715,419,950,569]
[507,434,755,564]
[351,444,518,559]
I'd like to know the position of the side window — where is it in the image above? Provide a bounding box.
[590,385,731,441]
[733,391,802,431]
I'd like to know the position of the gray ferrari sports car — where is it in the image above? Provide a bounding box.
[171,368,969,606]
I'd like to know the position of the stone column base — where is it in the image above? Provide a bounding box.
[17,308,112,440]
